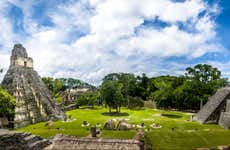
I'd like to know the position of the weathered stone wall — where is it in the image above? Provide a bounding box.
[10,44,33,68]
[219,112,230,129]
[226,100,230,112]
[44,134,143,150]
[11,57,33,68]
[1,44,64,128]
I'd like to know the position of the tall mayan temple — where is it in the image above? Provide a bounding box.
[1,44,64,128]
[195,87,230,129]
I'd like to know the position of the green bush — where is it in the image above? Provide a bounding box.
[0,87,16,119]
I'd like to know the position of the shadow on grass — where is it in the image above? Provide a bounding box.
[128,107,146,111]
[79,106,101,110]
[102,112,129,116]
[162,114,182,118]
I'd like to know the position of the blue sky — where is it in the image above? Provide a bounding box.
[0,0,229,85]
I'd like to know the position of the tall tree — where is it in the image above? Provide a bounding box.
[150,76,175,108]
[100,80,124,112]
[76,91,100,107]
[183,64,227,109]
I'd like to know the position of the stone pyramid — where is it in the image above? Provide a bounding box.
[195,87,230,129]
[2,44,64,128]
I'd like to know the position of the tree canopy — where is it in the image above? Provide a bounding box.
[43,64,227,111]
[76,91,100,107]
[100,80,124,112]
[150,64,227,110]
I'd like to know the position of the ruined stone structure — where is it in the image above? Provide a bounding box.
[44,134,144,150]
[0,132,146,150]
[61,88,89,106]
[1,44,64,128]
[0,130,51,150]
[195,87,230,129]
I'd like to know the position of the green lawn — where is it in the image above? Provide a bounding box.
[17,107,230,150]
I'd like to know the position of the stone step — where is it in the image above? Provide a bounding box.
[24,135,42,144]
[28,139,51,150]
[18,132,32,138]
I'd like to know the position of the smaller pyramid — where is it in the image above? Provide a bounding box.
[195,87,230,129]
[2,44,64,128]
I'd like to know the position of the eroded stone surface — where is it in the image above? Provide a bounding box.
[219,112,230,129]
[0,130,51,150]
[195,87,230,129]
[1,44,64,128]
[44,134,143,150]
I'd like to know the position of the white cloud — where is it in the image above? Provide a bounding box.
[0,0,226,85]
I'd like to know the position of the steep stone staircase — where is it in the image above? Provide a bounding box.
[196,87,230,123]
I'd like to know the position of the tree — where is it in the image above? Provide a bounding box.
[149,76,174,108]
[184,64,227,109]
[53,79,65,96]
[186,64,223,84]
[0,87,16,119]
[103,73,138,106]
[42,77,66,97]
[100,80,124,112]
[42,77,54,93]
[76,91,99,107]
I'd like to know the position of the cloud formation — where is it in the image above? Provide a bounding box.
[0,0,227,85]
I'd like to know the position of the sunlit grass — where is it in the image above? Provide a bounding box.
[17,107,230,149]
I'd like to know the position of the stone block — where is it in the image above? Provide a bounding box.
[226,100,230,112]
[219,112,230,129]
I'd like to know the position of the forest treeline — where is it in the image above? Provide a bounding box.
[41,64,227,112]
[0,64,227,120]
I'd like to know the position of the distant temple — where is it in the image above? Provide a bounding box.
[2,44,64,128]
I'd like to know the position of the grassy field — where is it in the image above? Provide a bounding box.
[17,107,230,150]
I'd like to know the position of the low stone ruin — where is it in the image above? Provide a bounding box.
[103,118,134,130]
[44,134,144,150]
[117,121,134,130]
[61,88,89,106]
[0,130,51,150]
[0,130,149,150]
[195,87,230,129]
